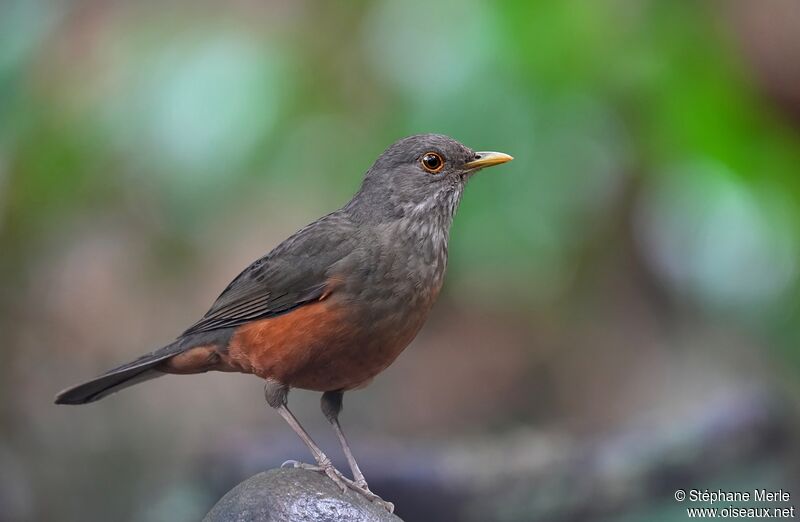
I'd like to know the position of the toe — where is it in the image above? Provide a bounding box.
[324,468,348,494]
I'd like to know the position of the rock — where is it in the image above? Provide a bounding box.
[203,468,404,522]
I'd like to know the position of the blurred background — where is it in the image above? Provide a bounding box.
[2,0,800,520]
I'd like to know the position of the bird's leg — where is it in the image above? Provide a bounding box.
[321,391,394,513]
[264,381,347,493]
[321,391,368,487]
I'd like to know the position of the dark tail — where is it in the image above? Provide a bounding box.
[55,341,184,405]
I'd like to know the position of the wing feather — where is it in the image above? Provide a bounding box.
[180,212,357,337]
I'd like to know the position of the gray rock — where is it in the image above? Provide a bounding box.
[203,468,404,522]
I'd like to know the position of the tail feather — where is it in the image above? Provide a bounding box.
[55,341,184,405]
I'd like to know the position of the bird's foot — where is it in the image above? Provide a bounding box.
[343,478,395,513]
[281,460,394,513]
[280,459,348,494]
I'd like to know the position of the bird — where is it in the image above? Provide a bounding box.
[55,133,512,511]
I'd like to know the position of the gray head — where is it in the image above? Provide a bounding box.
[346,134,512,223]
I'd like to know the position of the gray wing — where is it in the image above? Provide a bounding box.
[180,211,357,336]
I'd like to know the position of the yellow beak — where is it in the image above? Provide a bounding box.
[464,151,514,170]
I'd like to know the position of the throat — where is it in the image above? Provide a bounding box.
[393,185,464,281]
[403,184,464,229]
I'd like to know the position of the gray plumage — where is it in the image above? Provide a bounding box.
[55,134,508,405]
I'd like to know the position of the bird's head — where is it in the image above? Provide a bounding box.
[349,134,513,222]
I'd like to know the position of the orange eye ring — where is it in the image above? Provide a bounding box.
[420,152,445,173]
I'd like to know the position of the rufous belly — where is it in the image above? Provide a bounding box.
[220,298,426,391]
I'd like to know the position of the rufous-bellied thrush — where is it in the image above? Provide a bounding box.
[56,134,513,511]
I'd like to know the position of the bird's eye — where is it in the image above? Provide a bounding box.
[420,152,445,173]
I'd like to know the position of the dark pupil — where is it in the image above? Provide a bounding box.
[424,154,441,170]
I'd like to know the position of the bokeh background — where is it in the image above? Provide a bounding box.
[2,1,800,520]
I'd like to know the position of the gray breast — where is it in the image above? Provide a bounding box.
[342,184,464,324]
